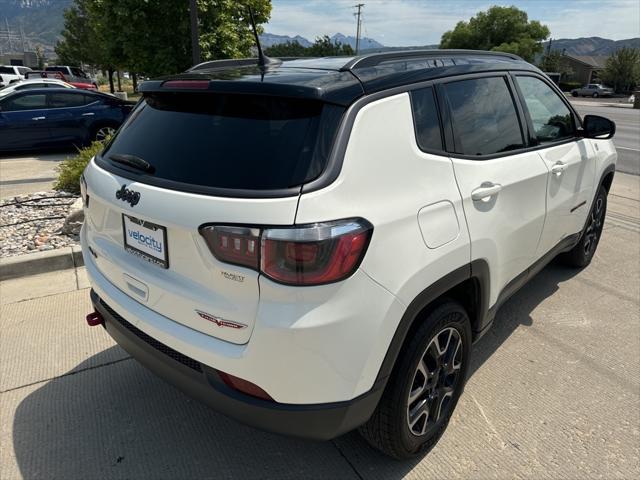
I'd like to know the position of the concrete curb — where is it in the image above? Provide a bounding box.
[0,246,84,281]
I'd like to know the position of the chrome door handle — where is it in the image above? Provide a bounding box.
[82,112,95,116]
[31,116,46,120]
[551,162,568,176]
[471,183,502,201]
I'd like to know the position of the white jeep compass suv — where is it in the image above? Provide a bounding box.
[81,50,617,459]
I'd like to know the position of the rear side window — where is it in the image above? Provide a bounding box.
[515,76,575,143]
[410,87,443,152]
[0,67,13,74]
[102,93,344,191]
[48,92,93,108]
[442,76,524,156]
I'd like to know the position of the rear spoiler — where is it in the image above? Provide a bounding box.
[137,73,363,107]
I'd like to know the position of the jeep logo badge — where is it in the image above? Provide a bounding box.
[116,185,140,206]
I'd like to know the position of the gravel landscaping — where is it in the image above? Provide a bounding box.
[0,191,80,257]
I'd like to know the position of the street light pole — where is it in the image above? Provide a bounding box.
[189,0,201,65]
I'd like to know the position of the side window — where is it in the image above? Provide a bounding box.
[515,76,575,143]
[71,68,87,78]
[1,93,47,111]
[48,92,92,108]
[410,86,443,152]
[442,76,524,156]
[16,83,46,91]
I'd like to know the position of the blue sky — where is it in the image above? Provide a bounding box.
[265,0,640,46]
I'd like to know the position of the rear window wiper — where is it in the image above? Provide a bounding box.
[108,153,155,173]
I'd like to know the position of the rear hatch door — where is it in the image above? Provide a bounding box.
[84,90,342,344]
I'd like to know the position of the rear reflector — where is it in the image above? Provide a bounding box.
[217,370,273,401]
[162,80,209,90]
[199,218,373,286]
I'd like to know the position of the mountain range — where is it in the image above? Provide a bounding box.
[259,32,384,50]
[542,37,640,56]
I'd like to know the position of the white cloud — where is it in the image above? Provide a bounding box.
[265,0,640,46]
[540,0,640,40]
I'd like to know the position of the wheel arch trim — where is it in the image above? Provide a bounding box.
[373,260,489,388]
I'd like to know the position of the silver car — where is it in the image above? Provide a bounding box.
[571,83,614,97]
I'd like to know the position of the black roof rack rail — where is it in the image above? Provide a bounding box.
[341,49,522,71]
[187,58,282,72]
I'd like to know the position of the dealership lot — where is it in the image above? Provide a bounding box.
[0,173,638,479]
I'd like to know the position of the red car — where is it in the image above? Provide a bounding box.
[27,68,98,91]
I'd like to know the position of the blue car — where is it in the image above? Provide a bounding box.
[0,88,133,151]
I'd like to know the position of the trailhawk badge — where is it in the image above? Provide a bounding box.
[195,310,247,329]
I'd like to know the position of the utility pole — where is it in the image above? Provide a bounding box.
[189,0,201,65]
[353,3,364,54]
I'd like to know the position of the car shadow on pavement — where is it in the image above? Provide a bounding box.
[0,147,76,160]
[11,262,579,480]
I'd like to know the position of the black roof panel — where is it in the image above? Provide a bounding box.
[141,50,541,105]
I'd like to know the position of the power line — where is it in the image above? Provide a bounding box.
[353,3,364,54]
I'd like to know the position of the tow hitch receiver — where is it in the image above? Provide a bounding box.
[86,311,104,326]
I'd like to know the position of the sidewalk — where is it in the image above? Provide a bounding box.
[1,174,638,479]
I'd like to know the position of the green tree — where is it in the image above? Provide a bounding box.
[264,41,308,57]
[440,6,549,62]
[600,47,640,93]
[55,0,272,81]
[308,36,354,56]
[538,49,573,78]
[265,36,354,58]
[54,0,98,66]
[35,46,45,69]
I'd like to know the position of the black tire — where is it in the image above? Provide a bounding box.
[593,92,599,98]
[562,186,607,268]
[359,301,472,459]
[572,91,578,97]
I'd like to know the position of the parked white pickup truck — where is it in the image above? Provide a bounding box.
[0,65,32,85]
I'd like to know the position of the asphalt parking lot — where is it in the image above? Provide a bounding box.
[0,149,72,199]
[1,173,638,479]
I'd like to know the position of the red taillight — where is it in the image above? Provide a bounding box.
[199,226,260,269]
[217,370,273,401]
[162,80,209,89]
[262,221,372,285]
[199,219,373,286]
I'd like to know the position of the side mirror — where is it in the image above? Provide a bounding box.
[582,114,616,139]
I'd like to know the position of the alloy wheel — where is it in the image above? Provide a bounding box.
[583,196,604,256]
[406,326,463,436]
[95,126,115,142]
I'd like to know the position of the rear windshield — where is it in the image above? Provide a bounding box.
[101,93,344,192]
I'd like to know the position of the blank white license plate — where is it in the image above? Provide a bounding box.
[122,214,168,268]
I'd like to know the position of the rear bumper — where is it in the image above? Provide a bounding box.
[91,289,383,440]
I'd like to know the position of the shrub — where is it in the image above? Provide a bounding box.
[559,81,582,92]
[54,140,107,194]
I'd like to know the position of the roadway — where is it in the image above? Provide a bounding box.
[570,101,640,175]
